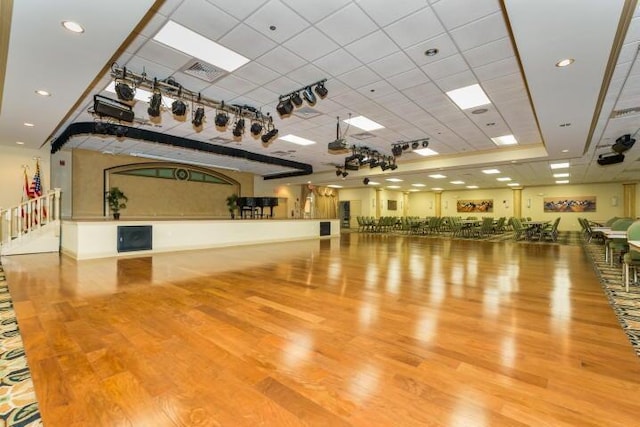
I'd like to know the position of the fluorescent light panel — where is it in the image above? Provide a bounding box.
[446,84,491,110]
[507,183,520,186]
[387,185,401,189]
[385,178,403,182]
[413,148,438,156]
[482,169,500,174]
[153,21,249,72]
[367,181,380,185]
[431,187,443,191]
[556,180,569,184]
[278,134,316,145]
[553,173,569,178]
[491,135,518,146]
[450,180,465,184]
[327,184,343,188]
[550,162,570,169]
[496,177,512,182]
[343,116,384,131]
[429,174,446,179]
[412,183,426,187]
[466,185,479,189]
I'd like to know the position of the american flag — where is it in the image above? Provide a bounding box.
[30,161,42,198]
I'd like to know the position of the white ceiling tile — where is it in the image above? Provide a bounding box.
[368,52,416,78]
[137,13,169,39]
[404,33,459,67]
[387,68,431,91]
[314,49,363,76]
[434,70,477,92]
[233,62,281,86]
[255,46,307,75]
[244,0,309,43]
[218,23,277,59]
[171,71,218,93]
[136,40,192,71]
[475,57,520,82]
[285,64,327,86]
[375,91,413,107]
[240,86,279,105]
[344,31,398,64]
[211,74,259,96]
[449,11,508,52]
[316,3,378,45]
[356,0,429,27]
[402,82,441,101]
[262,76,302,94]
[172,0,239,41]
[280,0,351,23]
[463,37,514,68]
[384,8,445,48]
[421,54,469,81]
[206,0,269,20]
[284,27,340,62]
[337,66,380,88]
[432,0,501,29]
[357,80,397,99]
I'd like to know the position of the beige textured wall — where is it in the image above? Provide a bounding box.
[0,145,50,209]
[71,149,254,218]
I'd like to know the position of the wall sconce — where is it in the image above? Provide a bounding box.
[526,198,531,208]
[611,196,619,207]
[429,201,433,209]
[444,201,448,209]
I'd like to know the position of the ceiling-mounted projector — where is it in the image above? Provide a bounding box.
[612,134,635,153]
[597,152,625,165]
[328,138,349,154]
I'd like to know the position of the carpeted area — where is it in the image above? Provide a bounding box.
[0,265,42,427]
[583,241,640,357]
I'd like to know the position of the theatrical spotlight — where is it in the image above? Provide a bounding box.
[392,145,403,157]
[261,127,278,143]
[411,141,419,149]
[192,106,205,128]
[291,91,303,106]
[250,120,263,136]
[147,92,162,118]
[302,86,316,105]
[363,177,370,185]
[215,111,229,127]
[232,118,245,137]
[336,169,342,177]
[315,81,328,98]
[276,97,294,117]
[341,170,349,178]
[115,81,134,101]
[171,99,187,118]
[422,140,429,148]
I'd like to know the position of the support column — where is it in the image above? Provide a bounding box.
[403,192,409,217]
[623,183,636,218]
[512,188,522,218]
[375,188,382,218]
[434,192,442,217]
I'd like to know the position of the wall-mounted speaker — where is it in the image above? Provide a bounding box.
[597,152,625,165]
[612,134,635,153]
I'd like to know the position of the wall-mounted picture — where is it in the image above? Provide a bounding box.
[456,199,493,212]
[387,200,398,211]
[544,196,596,212]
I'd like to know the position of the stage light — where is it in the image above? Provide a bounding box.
[291,91,303,106]
[192,107,205,128]
[392,145,402,157]
[115,81,134,101]
[336,169,342,177]
[363,177,370,185]
[411,141,419,149]
[341,171,348,178]
[171,99,187,117]
[276,97,294,117]
[232,118,245,137]
[422,140,429,148]
[302,86,316,105]
[389,160,398,170]
[261,128,278,143]
[402,143,409,150]
[250,121,263,136]
[147,92,162,117]
[215,111,229,127]
[315,82,328,98]
[370,157,380,168]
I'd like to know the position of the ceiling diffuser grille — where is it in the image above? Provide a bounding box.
[181,60,227,83]
[610,106,640,119]
[351,132,375,140]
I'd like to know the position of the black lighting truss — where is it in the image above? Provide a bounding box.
[110,64,273,126]
[391,138,430,157]
[344,145,397,171]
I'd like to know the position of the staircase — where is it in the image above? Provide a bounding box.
[0,189,61,256]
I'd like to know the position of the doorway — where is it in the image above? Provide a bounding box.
[339,201,351,228]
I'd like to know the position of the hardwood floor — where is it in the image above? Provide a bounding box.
[3,233,640,426]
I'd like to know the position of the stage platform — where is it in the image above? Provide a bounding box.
[61,218,340,260]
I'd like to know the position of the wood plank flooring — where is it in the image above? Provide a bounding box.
[3,233,640,426]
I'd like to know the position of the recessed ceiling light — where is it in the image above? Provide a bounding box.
[387,185,401,189]
[555,58,575,67]
[507,183,520,186]
[386,178,403,182]
[278,134,316,146]
[409,189,420,192]
[327,184,342,188]
[446,84,491,110]
[553,173,569,178]
[429,174,446,179]
[23,122,34,127]
[343,115,384,131]
[466,185,479,189]
[15,141,25,145]
[35,90,51,97]
[496,177,512,182]
[62,21,84,33]
[431,187,444,191]
[424,48,439,56]
[105,81,176,104]
[561,149,569,153]
[412,183,426,187]
[367,181,380,185]
[471,108,488,115]
[482,169,500,174]
[491,135,518,146]
[550,162,570,169]
[555,180,569,184]
[413,148,438,156]
[153,20,249,72]
[450,180,465,185]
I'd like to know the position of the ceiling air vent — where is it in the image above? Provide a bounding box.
[610,106,640,119]
[351,132,375,140]
[181,60,227,83]
[293,106,322,119]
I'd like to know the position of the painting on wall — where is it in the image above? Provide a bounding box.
[543,196,596,212]
[456,199,493,212]
[387,200,398,211]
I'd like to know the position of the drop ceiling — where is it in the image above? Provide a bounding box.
[2,0,640,191]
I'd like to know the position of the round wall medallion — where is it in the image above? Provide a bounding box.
[175,168,189,180]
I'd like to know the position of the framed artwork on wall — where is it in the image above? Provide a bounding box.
[387,200,397,211]
[456,199,493,212]
[543,196,596,212]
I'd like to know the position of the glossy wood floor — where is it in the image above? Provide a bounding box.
[3,233,640,426]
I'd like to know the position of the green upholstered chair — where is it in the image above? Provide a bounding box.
[623,221,640,291]
[541,217,561,241]
[607,218,634,265]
